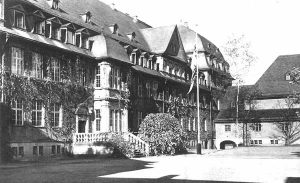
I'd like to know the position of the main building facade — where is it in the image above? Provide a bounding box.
[0,0,232,160]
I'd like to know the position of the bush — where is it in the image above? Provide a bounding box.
[138,113,188,155]
[108,133,134,158]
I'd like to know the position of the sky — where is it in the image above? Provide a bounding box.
[101,0,300,85]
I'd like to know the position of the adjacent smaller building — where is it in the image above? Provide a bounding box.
[216,55,300,149]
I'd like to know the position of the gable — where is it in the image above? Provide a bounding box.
[9,4,25,12]
[32,10,46,19]
[165,27,187,63]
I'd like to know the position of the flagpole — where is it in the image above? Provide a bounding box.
[195,25,201,154]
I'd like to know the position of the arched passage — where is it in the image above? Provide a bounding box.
[220,140,237,150]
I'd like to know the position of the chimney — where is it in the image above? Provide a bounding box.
[111,3,116,10]
[133,15,138,23]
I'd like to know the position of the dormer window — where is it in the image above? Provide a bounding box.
[127,32,136,41]
[45,17,62,40]
[0,0,4,20]
[32,10,46,35]
[130,49,140,65]
[14,10,25,29]
[60,23,76,44]
[75,28,90,49]
[81,11,92,23]
[110,24,119,34]
[52,0,59,10]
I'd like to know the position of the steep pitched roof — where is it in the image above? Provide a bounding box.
[23,0,152,51]
[140,25,187,63]
[255,54,300,97]
[90,35,131,63]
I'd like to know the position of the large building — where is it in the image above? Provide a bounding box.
[0,0,232,160]
[216,55,300,149]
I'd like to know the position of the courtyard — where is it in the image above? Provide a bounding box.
[0,146,299,183]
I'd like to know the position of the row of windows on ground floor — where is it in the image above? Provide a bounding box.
[11,145,62,158]
[249,139,279,145]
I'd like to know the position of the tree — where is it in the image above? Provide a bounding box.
[138,113,188,155]
[272,96,300,145]
[222,34,257,85]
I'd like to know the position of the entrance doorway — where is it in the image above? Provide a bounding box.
[78,120,86,133]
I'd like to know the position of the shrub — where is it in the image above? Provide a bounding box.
[138,113,188,155]
[108,133,134,158]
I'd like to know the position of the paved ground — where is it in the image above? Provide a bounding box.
[0,146,300,183]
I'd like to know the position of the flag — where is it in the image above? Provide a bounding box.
[187,67,196,94]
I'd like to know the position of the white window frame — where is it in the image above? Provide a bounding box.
[225,124,231,132]
[50,103,61,127]
[95,65,101,88]
[32,100,43,127]
[204,118,207,132]
[32,52,43,79]
[11,47,24,75]
[12,99,24,126]
[109,109,122,132]
[95,109,101,131]
[110,65,121,90]
[51,57,60,82]
[14,10,25,29]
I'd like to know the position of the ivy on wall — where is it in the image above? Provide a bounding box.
[0,53,94,142]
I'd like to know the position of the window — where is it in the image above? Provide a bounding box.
[51,58,60,81]
[32,52,43,78]
[32,100,43,126]
[57,145,61,154]
[96,65,101,87]
[130,53,136,64]
[253,123,262,132]
[14,11,25,29]
[270,140,274,144]
[52,0,59,9]
[138,111,143,126]
[78,67,86,86]
[110,66,121,89]
[286,74,291,81]
[11,47,24,75]
[254,140,258,144]
[275,140,278,144]
[139,56,144,66]
[204,118,207,132]
[35,20,45,35]
[225,125,231,132]
[18,147,24,157]
[259,140,262,144]
[112,24,119,34]
[33,146,37,155]
[39,146,43,156]
[50,103,60,127]
[146,82,151,98]
[51,145,56,154]
[138,77,143,97]
[12,99,24,126]
[109,109,122,132]
[12,147,17,158]
[0,0,3,20]
[152,81,158,98]
[95,109,101,131]
[250,140,253,145]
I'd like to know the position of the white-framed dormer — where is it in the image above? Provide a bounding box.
[75,28,90,49]
[0,0,4,26]
[46,0,60,10]
[109,23,119,35]
[80,11,92,23]
[45,17,62,40]
[60,23,76,45]
[127,32,136,42]
[32,10,46,35]
[285,72,291,81]
[9,4,26,30]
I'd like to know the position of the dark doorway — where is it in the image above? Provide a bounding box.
[220,140,237,149]
[78,120,86,133]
